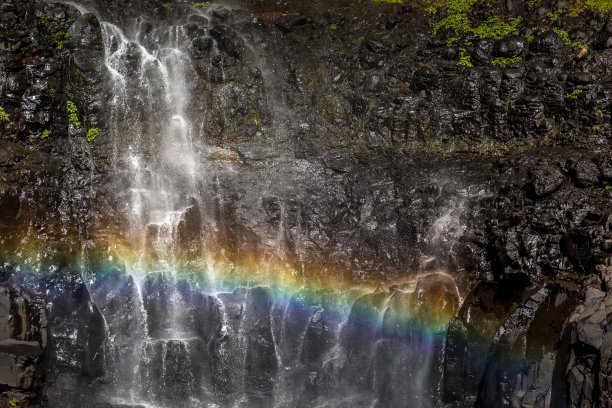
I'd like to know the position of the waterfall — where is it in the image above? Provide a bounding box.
[81,6,465,408]
[101,20,199,271]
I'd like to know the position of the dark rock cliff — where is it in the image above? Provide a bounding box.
[0,0,610,406]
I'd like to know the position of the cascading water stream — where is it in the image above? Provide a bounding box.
[97,17,209,407]
[74,7,467,408]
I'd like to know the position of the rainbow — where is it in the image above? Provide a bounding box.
[0,229,462,344]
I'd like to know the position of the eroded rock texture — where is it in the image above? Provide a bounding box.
[0,0,610,407]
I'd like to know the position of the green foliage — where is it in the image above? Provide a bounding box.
[458,47,472,66]
[565,85,583,99]
[491,56,521,65]
[41,130,51,139]
[330,23,338,29]
[66,100,81,126]
[606,185,612,190]
[544,2,612,37]
[433,12,472,35]
[564,0,612,15]
[430,0,521,42]
[594,107,603,119]
[41,13,72,50]
[52,31,69,50]
[0,107,9,123]
[163,2,172,9]
[372,0,404,3]
[427,0,609,47]
[592,125,600,132]
[444,0,478,13]
[547,8,566,22]
[585,0,612,13]
[40,12,52,25]
[553,28,588,49]
[86,128,100,142]
[193,1,210,8]
[2,392,18,407]
[471,16,520,39]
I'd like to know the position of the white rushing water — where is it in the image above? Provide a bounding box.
[65,6,465,408]
[102,20,199,274]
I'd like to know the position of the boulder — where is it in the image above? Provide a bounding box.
[274,14,311,33]
[530,30,564,54]
[571,159,600,187]
[493,35,527,58]
[530,164,566,197]
[209,24,245,60]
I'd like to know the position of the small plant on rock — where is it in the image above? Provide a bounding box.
[0,107,10,122]
[2,392,18,407]
[553,28,588,50]
[491,56,522,65]
[547,8,566,23]
[565,85,583,99]
[163,2,172,9]
[471,16,521,39]
[193,1,211,8]
[458,47,472,66]
[40,12,52,25]
[52,31,69,50]
[66,100,81,126]
[86,127,100,142]
[41,130,51,139]
[594,107,603,119]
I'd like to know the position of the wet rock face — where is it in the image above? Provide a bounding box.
[565,272,612,408]
[442,147,611,407]
[375,275,460,407]
[41,272,108,408]
[139,338,204,405]
[0,0,610,407]
[443,280,533,404]
[244,286,278,406]
[44,273,105,378]
[0,283,45,395]
[476,287,579,408]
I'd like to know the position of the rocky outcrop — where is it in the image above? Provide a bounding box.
[565,264,612,408]
[42,272,106,407]
[476,286,578,408]
[0,283,45,407]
